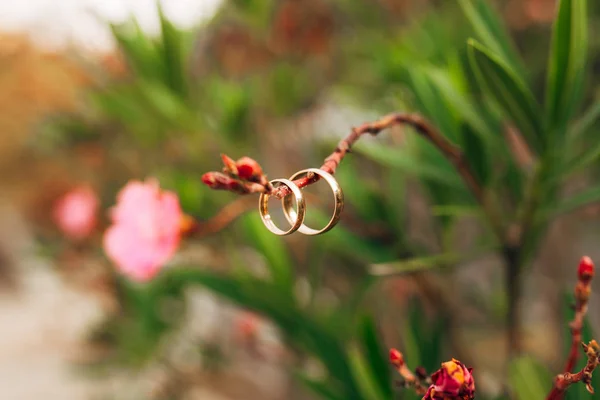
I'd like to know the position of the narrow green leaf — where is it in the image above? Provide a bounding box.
[468,39,544,154]
[570,100,600,140]
[369,248,493,277]
[564,0,588,121]
[241,213,294,289]
[458,0,525,76]
[110,19,164,82]
[509,356,552,400]
[540,186,600,220]
[461,123,490,185]
[348,345,388,400]
[407,69,461,142]
[157,2,188,99]
[545,0,589,133]
[425,67,500,147]
[355,143,464,188]
[359,316,393,398]
[369,253,461,276]
[561,140,600,178]
[430,205,483,219]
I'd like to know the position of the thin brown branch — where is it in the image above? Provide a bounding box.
[565,257,595,373]
[201,112,505,239]
[270,113,483,203]
[546,256,595,400]
[390,349,430,396]
[187,197,258,237]
[202,113,483,201]
[187,193,322,237]
[547,340,600,400]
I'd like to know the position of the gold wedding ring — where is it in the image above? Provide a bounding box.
[282,168,344,235]
[258,179,306,236]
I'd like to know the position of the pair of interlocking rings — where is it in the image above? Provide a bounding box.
[258,168,344,236]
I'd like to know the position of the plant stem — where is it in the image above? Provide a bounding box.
[503,244,523,357]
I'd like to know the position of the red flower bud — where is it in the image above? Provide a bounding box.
[236,156,264,180]
[390,348,405,367]
[201,172,218,186]
[578,256,594,281]
[423,359,474,400]
[221,154,238,175]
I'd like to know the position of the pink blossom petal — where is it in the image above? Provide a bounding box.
[53,185,99,240]
[103,179,184,282]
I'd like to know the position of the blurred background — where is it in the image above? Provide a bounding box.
[1,0,600,399]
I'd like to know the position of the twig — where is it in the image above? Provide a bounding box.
[187,192,322,237]
[270,113,483,201]
[547,340,600,400]
[188,197,258,237]
[390,348,430,396]
[202,112,505,237]
[202,113,482,201]
[565,257,595,373]
[546,256,596,400]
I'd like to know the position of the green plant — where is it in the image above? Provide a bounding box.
[39,0,600,399]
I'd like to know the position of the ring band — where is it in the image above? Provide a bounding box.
[282,168,344,235]
[259,179,306,236]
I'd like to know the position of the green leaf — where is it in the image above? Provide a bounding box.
[355,142,464,188]
[570,99,600,140]
[545,0,589,134]
[430,205,483,219]
[562,141,600,178]
[110,19,165,82]
[509,356,553,400]
[461,123,491,185]
[467,39,544,154]
[539,186,600,220]
[157,2,188,99]
[358,316,393,398]
[407,69,461,142]
[348,345,388,400]
[241,213,294,289]
[424,66,500,147]
[369,248,493,277]
[405,297,445,373]
[369,253,462,276]
[458,0,525,76]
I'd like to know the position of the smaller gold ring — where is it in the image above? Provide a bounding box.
[259,179,306,236]
[282,168,344,236]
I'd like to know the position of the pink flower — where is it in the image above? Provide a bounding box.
[423,359,475,400]
[103,179,184,282]
[53,185,99,240]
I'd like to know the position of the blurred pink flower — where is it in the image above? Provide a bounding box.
[53,185,99,240]
[103,179,184,282]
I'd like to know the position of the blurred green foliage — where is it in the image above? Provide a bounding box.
[38,0,600,399]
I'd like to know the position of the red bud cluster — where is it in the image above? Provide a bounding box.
[202,154,270,194]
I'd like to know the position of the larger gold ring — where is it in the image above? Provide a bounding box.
[282,168,344,235]
[259,179,306,236]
